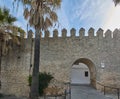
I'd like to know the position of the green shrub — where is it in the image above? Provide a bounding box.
[0,93,4,97]
[28,72,54,96]
[28,75,32,86]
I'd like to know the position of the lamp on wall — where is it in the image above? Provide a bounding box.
[101,62,105,69]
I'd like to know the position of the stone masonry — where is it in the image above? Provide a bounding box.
[0,27,120,96]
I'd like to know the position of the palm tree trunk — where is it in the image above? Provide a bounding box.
[0,40,2,89]
[29,29,40,99]
[0,34,3,89]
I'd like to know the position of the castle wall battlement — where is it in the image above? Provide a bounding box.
[27,28,120,39]
[1,27,120,96]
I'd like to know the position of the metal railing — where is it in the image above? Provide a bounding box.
[96,80,120,99]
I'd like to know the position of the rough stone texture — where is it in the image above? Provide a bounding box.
[1,28,120,96]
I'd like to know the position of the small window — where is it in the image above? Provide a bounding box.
[85,71,88,77]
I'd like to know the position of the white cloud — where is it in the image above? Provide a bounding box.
[2,0,120,33]
[72,0,111,23]
[57,2,70,30]
[67,0,120,32]
[72,0,89,21]
[102,4,120,31]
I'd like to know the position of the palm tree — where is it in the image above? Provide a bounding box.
[13,0,61,99]
[0,7,16,25]
[113,0,120,6]
[0,7,26,90]
[0,7,26,57]
[0,7,26,45]
[0,7,17,75]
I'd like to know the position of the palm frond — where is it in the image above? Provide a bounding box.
[41,16,45,30]
[17,27,26,37]
[29,17,34,26]
[54,0,61,7]
[3,8,9,16]
[50,11,58,22]
[24,8,30,19]
[7,16,17,24]
[30,8,34,16]
[113,0,120,6]
[7,33,20,46]
[44,17,52,30]
[0,15,4,23]
[33,11,40,26]
[48,0,61,8]
[13,0,61,30]
[0,7,17,25]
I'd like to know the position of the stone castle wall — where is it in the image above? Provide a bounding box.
[1,27,120,96]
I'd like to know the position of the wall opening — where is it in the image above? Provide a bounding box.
[71,58,96,87]
[71,63,90,84]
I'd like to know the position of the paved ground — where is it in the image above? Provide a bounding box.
[0,95,27,99]
[71,84,114,99]
[0,85,118,99]
[0,97,27,99]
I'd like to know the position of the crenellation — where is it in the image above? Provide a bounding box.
[25,28,119,40]
[113,29,120,39]
[44,30,50,38]
[53,29,58,38]
[113,29,120,48]
[79,28,85,37]
[88,27,94,37]
[96,28,104,38]
[105,29,112,38]
[62,28,67,38]
[70,28,76,37]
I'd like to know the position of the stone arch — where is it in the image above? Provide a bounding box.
[71,58,96,87]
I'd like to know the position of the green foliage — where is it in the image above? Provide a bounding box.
[0,7,25,38]
[28,72,54,96]
[0,7,17,25]
[28,75,32,86]
[0,93,4,97]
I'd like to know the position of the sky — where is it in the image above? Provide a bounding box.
[0,0,120,36]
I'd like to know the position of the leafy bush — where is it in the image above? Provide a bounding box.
[28,72,54,96]
[28,75,32,86]
[0,93,4,97]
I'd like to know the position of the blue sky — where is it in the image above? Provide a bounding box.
[0,0,120,36]
[57,0,120,33]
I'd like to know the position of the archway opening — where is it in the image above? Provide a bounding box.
[71,58,96,87]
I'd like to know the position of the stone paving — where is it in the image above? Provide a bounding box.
[0,85,118,99]
[0,96,27,99]
[71,85,114,99]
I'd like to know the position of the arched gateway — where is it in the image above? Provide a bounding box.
[71,58,96,87]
